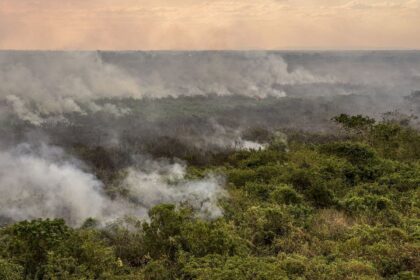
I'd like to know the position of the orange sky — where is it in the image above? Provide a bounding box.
[1,0,419,50]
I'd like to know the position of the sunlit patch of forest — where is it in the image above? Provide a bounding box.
[1,114,419,280]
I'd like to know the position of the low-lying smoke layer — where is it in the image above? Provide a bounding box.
[0,143,225,226]
[1,51,419,226]
[123,158,226,219]
[0,143,108,225]
[0,52,140,124]
[1,51,419,125]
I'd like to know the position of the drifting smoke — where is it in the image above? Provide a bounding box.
[0,143,108,225]
[0,51,419,226]
[0,143,225,226]
[123,158,226,219]
[0,52,140,124]
[0,51,340,124]
[103,51,420,99]
[1,51,420,125]
[237,140,268,150]
[196,121,268,151]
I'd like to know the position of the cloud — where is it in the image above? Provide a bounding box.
[338,0,420,10]
[0,0,419,49]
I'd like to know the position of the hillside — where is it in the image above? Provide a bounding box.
[1,114,419,279]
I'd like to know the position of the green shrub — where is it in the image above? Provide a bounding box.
[306,184,336,208]
[343,194,392,214]
[271,185,302,205]
[1,114,419,279]
[320,142,377,165]
[143,259,172,280]
[183,255,287,280]
[227,169,258,187]
[0,258,23,280]
[244,182,275,201]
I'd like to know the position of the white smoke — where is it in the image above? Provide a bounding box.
[235,139,267,151]
[5,95,44,125]
[2,51,419,125]
[0,143,110,225]
[0,143,226,226]
[191,121,267,151]
[0,52,140,124]
[123,160,226,219]
[135,53,333,99]
[0,52,335,124]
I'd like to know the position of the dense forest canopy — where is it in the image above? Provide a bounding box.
[0,51,419,279]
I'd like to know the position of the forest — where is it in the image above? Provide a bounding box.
[1,113,419,279]
[0,51,419,279]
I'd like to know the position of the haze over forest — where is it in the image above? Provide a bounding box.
[0,51,419,279]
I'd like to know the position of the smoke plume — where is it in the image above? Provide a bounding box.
[1,51,419,226]
[0,143,225,226]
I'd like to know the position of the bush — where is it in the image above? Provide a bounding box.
[144,259,172,280]
[0,219,71,278]
[245,182,275,201]
[271,185,302,205]
[1,114,419,279]
[183,255,287,280]
[243,206,290,247]
[320,142,377,165]
[343,194,392,215]
[279,255,306,277]
[0,219,120,279]
[0,258,23,280]
[306,184,336,208]
[227,169,258,187]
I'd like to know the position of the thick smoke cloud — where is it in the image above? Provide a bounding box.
[0,143,225,226]
[102,51,420,98]
[123,158,226,219]
[117,52,335,99]
[1,51,419,226]
[0,143,109,225]
[0,52,140,124]
[1,51,419,125]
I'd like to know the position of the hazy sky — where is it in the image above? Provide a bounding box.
[1,0,419,50]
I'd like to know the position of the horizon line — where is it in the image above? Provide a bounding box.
[1,49,420,52]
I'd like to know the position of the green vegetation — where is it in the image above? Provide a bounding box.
[1,115,419,279]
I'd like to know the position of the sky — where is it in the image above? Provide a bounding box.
[0,0,419,50]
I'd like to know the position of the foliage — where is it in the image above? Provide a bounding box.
[1,115,419,279]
